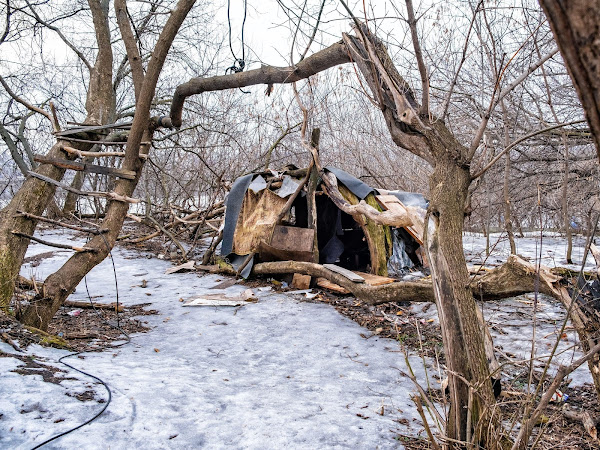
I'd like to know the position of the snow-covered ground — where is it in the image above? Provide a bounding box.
[463,231,596,271]
[2,229,434,449]
[0,228,595,448]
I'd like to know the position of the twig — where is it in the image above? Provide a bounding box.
[11,231,96,252]
[412,395,441,450]
[146,215,187,258]
[512,340,600,449]
[15,210,107,235]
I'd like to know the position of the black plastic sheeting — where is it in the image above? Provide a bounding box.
[324,167,374,200]
[221,173,254,257]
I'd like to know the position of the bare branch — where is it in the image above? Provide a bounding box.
[405,0,429,115]
[440,1,482,119]
[0,0,10,45]
[123,0,197,165]
[471,119,586,180]
[512,339,600,449]
[168,41,351,128]
[0,74,52,122]
[24,0,92,71]
[114,0,145,99]
[467,46,559,160]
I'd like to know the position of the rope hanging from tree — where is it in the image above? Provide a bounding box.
[226,0,248,75]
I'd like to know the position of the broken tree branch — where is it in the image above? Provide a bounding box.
[11,231,96,252]
[168,42,351,128]
[27,171,140,203]
[15,210,108,235]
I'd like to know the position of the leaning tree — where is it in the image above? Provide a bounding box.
[0,0,197,326]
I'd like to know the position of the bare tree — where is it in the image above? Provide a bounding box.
[0,0,197,329]
[163,0,566,442]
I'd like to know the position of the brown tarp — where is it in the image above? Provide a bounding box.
[232,189,288,255]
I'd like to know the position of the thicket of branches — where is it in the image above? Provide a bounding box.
[1,1,594,238]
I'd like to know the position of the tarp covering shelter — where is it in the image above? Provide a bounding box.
[221,166,427,278]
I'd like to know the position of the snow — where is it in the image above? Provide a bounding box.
[464,231,595,387]
[1,228,597,448]
[463,231,596,271]
[2,228,432,449]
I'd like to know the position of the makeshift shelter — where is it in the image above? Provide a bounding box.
[220,166,427,279]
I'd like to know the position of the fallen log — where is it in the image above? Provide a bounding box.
[63,300,124,312]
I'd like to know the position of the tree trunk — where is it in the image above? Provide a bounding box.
[0,0,115,310]
[0,140,93,310]
[427,157,498,445]
[18,129,153,329]
[18,0,197,330]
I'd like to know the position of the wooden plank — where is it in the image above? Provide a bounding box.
[353,271,395,286]
[323,264,365,283]
[34,154,85,171]
[34,154,137,179]
[270,225,314,253]
[54,122,132,136]
[292,273,311,289]
[316,278,349,294]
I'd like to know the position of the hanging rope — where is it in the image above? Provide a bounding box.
[226,0,248,75]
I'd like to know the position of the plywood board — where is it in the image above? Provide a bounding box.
[257,241,314,263]
[323,264,365,283]
[270,225,314,253]
[353,271,396,286]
